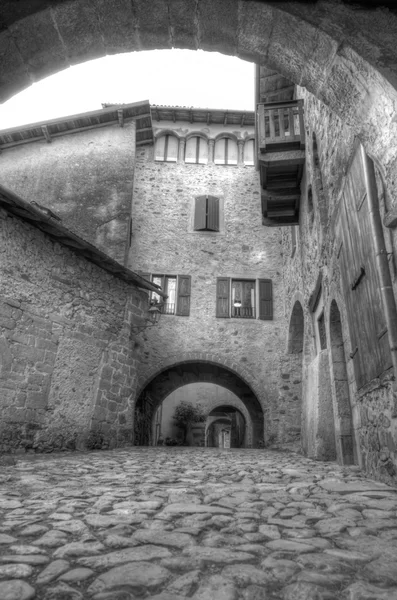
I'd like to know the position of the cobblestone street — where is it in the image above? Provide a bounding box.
[1,448,397,599]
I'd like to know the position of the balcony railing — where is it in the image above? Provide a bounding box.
[232,306,255,318]
[257,100,305,153]
[162,303,175,315]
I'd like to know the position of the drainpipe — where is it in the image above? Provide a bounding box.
[361,145,397,413]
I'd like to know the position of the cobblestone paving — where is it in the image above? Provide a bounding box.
[1,447,397,599]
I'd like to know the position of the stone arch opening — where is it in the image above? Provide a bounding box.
[206,405,247,448]
[329,299,357,465]
[134,360,264,447]
[288,301,304,354]
[2,1,397,188]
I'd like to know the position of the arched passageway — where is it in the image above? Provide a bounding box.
[329,300,357,465]
[206,405,246,448]
[2,0,397,193]
[134,361,264,447]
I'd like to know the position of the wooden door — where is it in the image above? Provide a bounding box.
[337,148,391,389]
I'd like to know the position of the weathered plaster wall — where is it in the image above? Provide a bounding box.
[0,122,136,264]
[129,132,302,444]
[0,206,146,453]
[282,89,397,484]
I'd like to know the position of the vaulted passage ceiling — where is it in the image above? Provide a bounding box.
[1,0,397,194]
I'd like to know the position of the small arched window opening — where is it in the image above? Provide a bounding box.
[155,134,178,162]
[288,301,304,354]
[244,139,255,166]
[214,137,238,165]
[185,136,208,164]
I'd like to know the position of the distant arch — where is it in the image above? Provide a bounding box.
[134,357,264,447]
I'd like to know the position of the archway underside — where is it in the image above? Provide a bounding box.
[134,361,264,447]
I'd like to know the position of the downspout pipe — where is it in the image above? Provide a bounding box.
[361,145,397,413]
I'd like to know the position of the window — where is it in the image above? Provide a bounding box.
[145,274,191,316]
[194,195,219,232]
[244,139,255,166]
[214,137,238,165]
[185,136,208,164]
[155,135,178,162]
[216,278,273,320]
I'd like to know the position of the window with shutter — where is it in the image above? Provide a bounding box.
[258,279,273,320]
[148,274,191,316]
[176,275,191,316]
[155,135,178,162]
[216,278,273,320]
[194,196,219,232]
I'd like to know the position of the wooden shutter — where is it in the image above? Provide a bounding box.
[337,148,391,389]
[176,275,191,316]
[194,196,207,230]
[259,279,273,320]
[216,278,230,317]
[207,196,219,231]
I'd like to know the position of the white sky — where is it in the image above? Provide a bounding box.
[0,50,254,130]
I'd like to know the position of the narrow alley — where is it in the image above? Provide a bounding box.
[1,447,397,599]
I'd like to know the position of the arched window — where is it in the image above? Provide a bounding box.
[244,139,255,166]
[185,136,208,164]
[155,134,178,162]
[308,185,314,229]
[214,137,238,165]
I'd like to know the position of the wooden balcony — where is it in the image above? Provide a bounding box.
[257,100,305,226]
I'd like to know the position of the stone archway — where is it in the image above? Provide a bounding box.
[2,1,397,202]
[206,405,247,448]
[134,359,264,447]
[329,299,357,465]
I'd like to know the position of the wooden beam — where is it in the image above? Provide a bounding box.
[240,113,245,127]
[173,110,176,123]
[207,112,211,126]
[190,109,194,124]
[224,112,228,126]
[41,125,52,143]
[117,108,124,127]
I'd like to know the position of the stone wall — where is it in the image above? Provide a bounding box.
[282,88,397,484]
[0,123,136,264]
[0,205,146,454]
[129,132,301,444]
